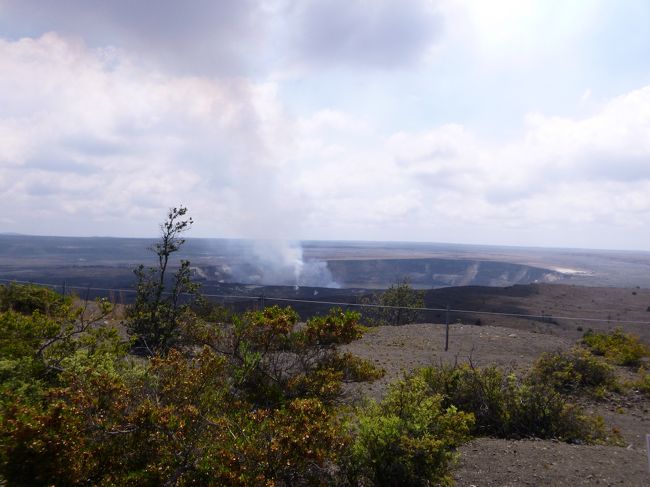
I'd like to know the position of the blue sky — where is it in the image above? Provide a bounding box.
[1,0,650,250]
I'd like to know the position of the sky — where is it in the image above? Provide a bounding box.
[1,0,650,250]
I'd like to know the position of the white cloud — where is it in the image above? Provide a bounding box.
[289,83,650,247]
[2,25,650,250]
[0,33,295,236]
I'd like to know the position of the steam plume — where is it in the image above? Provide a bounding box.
[222,240,339,288]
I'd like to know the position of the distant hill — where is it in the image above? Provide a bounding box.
[1,235,650,290]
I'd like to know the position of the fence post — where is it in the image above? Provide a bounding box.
[62,280,66,297]
[260,291,265,311]
[444,304,450,351]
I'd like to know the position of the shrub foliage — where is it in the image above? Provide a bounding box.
[415,362,616,444]
[528,347,616,395]
[0,207,633,486]
[0,283,71,316]
[582,327,649,367]
[347,376,473,486]
[0,207,393,485]
[0,288,379,485]
[362,278,425,326]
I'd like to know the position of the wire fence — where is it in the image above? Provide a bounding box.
[2,277,649,326]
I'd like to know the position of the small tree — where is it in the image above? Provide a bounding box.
[363,278,424,326]
[126,206,199,354]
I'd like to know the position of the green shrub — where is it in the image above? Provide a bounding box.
[0,283,71,317]
[200,306,374,407]
[0,297,117,402]
[415,363,615,443]
[418,364,511,437]
[322,352,385,382]
[0,331,350,486]
[361,278,424,326]
[507,384,617,444]
[582,328,649,367]
[529,347,616,394]
[302,308,366,346]
[347,375,473,486]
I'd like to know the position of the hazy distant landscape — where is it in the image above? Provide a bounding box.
[2,234,650,292]
[4,232,650,343]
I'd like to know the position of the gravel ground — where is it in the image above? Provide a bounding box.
[343,323,572,399]
[343,322,650,486]
[453,438,648,487]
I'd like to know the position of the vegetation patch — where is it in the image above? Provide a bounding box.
[361,278,425,326]
[414,363,618,444]
[0,283,71,316]
[528,347,617,396]
[0,208,636,486]
[346,376,473,486]
[629,367,650,397]
[581,328,649,367]
[0,210,392,486]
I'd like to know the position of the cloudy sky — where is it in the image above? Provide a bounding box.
[1,0,650,250]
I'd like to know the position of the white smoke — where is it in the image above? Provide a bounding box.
[224,240,340,288]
